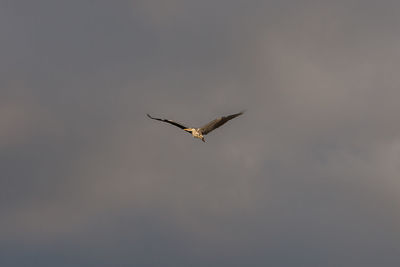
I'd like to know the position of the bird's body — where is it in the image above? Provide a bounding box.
[184,128,205,142]
[147,111,244,142]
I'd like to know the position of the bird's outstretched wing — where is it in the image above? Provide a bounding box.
[147,114,191,133]
[200,111,244,135]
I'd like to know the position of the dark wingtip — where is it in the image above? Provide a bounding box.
[146,114,152,119]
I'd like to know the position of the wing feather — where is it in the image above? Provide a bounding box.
[147,114,191,133]
[200,111,244,135]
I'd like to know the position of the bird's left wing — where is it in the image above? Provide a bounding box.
[200,111,244,135]
[147,114,191,133]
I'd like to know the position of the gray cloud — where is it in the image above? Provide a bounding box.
[1,1,400,266]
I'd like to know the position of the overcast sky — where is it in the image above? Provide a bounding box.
[1,1,400,266]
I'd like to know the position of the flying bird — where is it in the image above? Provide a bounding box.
[147,111,244,142]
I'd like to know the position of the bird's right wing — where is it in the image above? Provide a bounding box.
[200,111,244,135]
[147,114,191,133]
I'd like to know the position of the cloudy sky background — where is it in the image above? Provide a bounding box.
[1,0,400,266]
